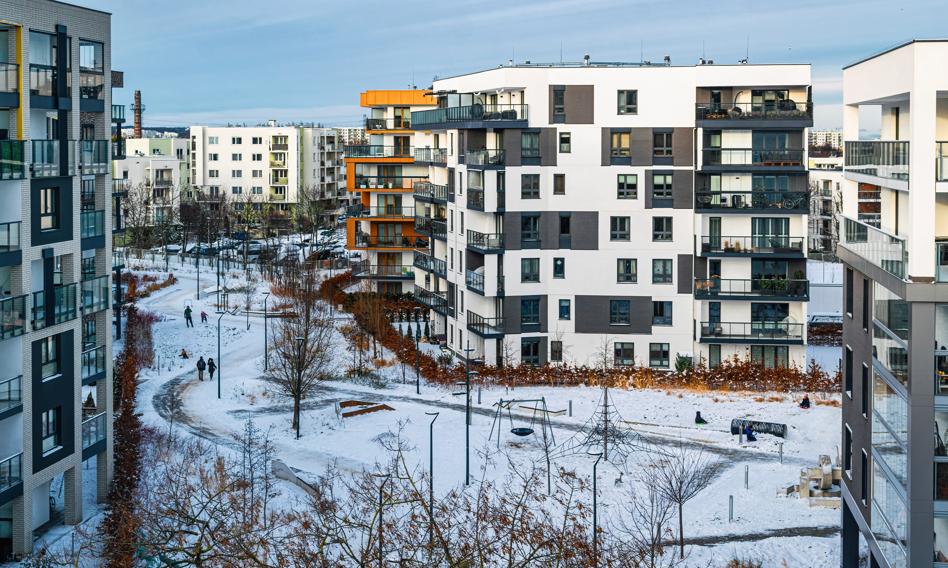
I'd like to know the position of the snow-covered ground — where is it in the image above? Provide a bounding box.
[120,254,843,566]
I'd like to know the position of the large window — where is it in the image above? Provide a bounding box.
[521,258,539,282]
[609,300,631,325]
[41,335,59,378]
[610,216,630,241]
[521,215,540,246]
[559,299,570,320]
[617,90,638,114]
[652,301,672,326]
[652,173,673,201]
[617,174,637,199]
[649,343,670,368]
[521,132,540,158]
[520,298,540,326]
[873,369,907,487]
[617,259,637,283]
[652,217,672,241]
[41,408,60,454]
[610,131,630,157]
[521,174,540,199]
[521,338,541,366]
[652,259,673,284]
[614,342,634,367]
[751,217,790,248]
[751,345,789,368]
[653,131,672,157]
[79,39,104,72]
[39,187,58,230]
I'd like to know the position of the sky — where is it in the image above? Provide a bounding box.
[78,0,943,130]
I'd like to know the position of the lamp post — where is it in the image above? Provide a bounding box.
[372,473,391,568]
[463,341,476,486]
[588,451,603,566]
[425,411,439,555]
[215,295,232,400]
[263,292,270,371]
[294,335,304,439]
[415,310,421,395]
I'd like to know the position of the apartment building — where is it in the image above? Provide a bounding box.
[809,129,844,151]
[301,126,349,226]
[0,0,115,558]
[113,137,189,224]
[809,155,843,256]
[838,39,948,568]
[345,90,436,294]
[335,126,366,145]
[405,61,811,368]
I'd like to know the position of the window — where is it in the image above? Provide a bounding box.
[231,153,242,161]
[251,186,263,195]
[844,426,853,477]
[79,39,104,72]
[862,279,870,332]
[860,450,868,504]
[559,299,571,320]
[232,170,242,178]
[522,338,540,366]
[610,300,631,325]
[208,153,219,161]
[208,170,219,178]
[521,132,540,158]
[521,298,540,325]
[559,215,571,240]
[751,345,789,368]
[652,173,673,200]
[861,364,869,417]
[41,408,60,454]
[553,174,565,195]
[552,86,565,116]
[41,335,59,378]
[652,259,673,284]
[551,341,563,363]
[614,343,635,367]
[709,344,721,368]
[559,132,571,153]
[209,136,219,145]
[610,131,630,157]
[252,153,262,161]
[521,215,540,245]
[252,137,263,145]
[209,186,220,196]
[231,186,242,195]
[845,268,854,315]
[617,90,638,114]
[649,343,670,368]
[521,174,540,199]
[617,174,637,199]
[39,187,58,230]
[252,170,263,178]
[844,347,853,395]
[610,216,630,240]
[231,136,242,144]
[653,301,672,326]
[653,131,672,157]
[617,259,637,283]
[553,258,565,279]
[652,217,673,241]
[521,258,540,282]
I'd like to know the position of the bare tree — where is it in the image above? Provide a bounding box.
[594,334,616,372]
[122,181,153,250]
[651,440,725,559]
[612,464,681,568]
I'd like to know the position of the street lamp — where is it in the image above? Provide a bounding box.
[463,341,476,486]
[371,473,392,568]
[263,291,270,371]
[425,411,439,555]
[294,335,304,440]
[588,451,603,566]
[415,308,421,395]
[215,297,237,400]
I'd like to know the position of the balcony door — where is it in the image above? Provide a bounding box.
[393,136,410,158]
[377,222,402,245]
[751,217,789,250]
[393,107,410,129]
[751,89,789,113]
[377,194,402,215]
[708,217,721,250]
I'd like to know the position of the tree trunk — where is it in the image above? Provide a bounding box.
[678,502,684,559]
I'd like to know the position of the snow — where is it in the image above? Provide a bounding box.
[115,253,845,565]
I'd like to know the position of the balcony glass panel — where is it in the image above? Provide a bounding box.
[0,221,20,252]
[871,461,907,568]
[840,216,907,280]
[82,412,107,449]
[80,210,105,239]
[699,321,804,341]
[81,346,106,380]
[79,72,104,100]
[694,278,808,299]
[695,100,812,120]
[0,452,22,493]
[413,148,447,164]
[343,145,413,158]
[0,295,26,339]
[412,104,528,128]
[700,235,804,255]
[0,63,17,94]
[845,141,909,182]
[465,270,484,293]
[0,141,26,180]
[0,375,21,413]
[702,148,804,167]
[695,190,808,212]
[81,276,109,312]
[31,140,75,178]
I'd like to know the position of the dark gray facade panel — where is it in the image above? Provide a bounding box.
[504,296,549,335]
[31,178,74,247]
[565,85,594,124]
[629,127,653,166]
[503,212,521,250]
[601,128,611,166]
[32,330,76,474]
[574,295,652,334]
[539,128,558,166]
[677,254,693,295]
[672,170,694,210]
[540,211,560,250]
[466,130,485,151]
[503,130,522,166]
[644,174,653,209]
[571,212,599,250]
[672,127,694,167]
[538,335,549,365]
[694,256,707,279]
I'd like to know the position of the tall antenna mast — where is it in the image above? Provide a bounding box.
[746,36,750,62]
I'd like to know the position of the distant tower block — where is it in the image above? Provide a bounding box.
[131,90,146,138]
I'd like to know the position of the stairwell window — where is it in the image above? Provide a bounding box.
[617,90,638,114]
[39,187,58,230]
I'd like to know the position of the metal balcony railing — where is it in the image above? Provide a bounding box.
[354,234,427,249]
[0,295,26,340]
[414,182,448,203]
[412,104,528,128]
[466,230,504,253]
[845,141,910,182]
[351,262,414,279]
[81,275,110,313]
[81,346,106,381]
[413,251,447,278]
[354,175,427,190]
[695,101,812,121]
[695,190,808,212]
[694,278,809,300]
[465,149,506,167]
[467,311,504,337]
[699,235,805,256]
[465,270,484,293]
[82,412,107,450]
[365,117,412,130]
[350,205,414,218]
[699,321,804,342]
[111,104,126,122]
[413,147,447,165]
[840,216,907,280]
[0,452,22,493]
[0,140,26,180]
[32,283,78,330]
[80,210,105,239]
[467,188,484,211]
[415,286,450,315]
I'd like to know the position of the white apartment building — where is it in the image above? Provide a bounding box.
[301,126,350,224]
[838,39,948,568]
[113,137,189,224]
[809,155,843,255]
[0,0,116,558]
[407,61,812,369]
[335,126,366,145]
[809,129,844,150]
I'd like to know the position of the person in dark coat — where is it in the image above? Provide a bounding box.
[184,305,194,328]
[196,356,206,381]
[799,394,811,409]
[207,358,217,381]
[743,423,757,442]
[200,310,208,324]
[695,411,708,425]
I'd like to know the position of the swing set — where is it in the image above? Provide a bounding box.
[488,398,557,448]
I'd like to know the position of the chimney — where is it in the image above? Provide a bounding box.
[133,90,143,139]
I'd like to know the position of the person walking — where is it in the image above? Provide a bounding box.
[200,310,208,324]
[196,356,206,381]
[184,305,194,328]
[207,358,217,382]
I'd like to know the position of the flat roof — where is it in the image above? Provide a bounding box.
[843,38,948,70]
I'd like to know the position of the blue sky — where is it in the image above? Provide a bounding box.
[80,0,941,129]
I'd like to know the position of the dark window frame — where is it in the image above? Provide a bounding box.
[652,300,673,326]
[617,174,637,199]
[521,173,540,199]
[559,132,571,153]
[609,299,631,325]
[649,343,670,368]
[610,216,630,241]
[652,259,673,284]
[617,258,637,283]
[617,90,638,115]
[614,342,635,367]
[521,258,540,283]
[652,217,673,241]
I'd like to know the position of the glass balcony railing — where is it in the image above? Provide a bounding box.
[0,63,17,95]
[702,148,804,167]
[29,65,55,97]
[343,145,413,159]
[0,140,26,180]
[413,251,447,278]
[938,142,948,182]
[350,205,414,218]
[465,270,485,293]
[82,412,107,450]
[81,346,106,381]
[694,278,809,300]
[467,230,504,253]
[467,311,504,337]
[465,149,506,167]
[414,182,448,203]
[695,190,809,212]
[699,235,805,256]
[0,452,22,494]
[845,141,910,182]
[32,283,78,330]
[412,104,529,128]
[79,72,104,100]
[111,136,126,160]
[351,262,414,279]
[699,321,805,342]
[365,117,412,130]
[81,275,109,313]
[353,233,427,249]
[695,101,812,121]
[0,295,26,340]
[0,375,21,413]
[413,147,447,165]
[31,140,75,178]
[0,221,21,252]
[840,216,907,280]
[111,104,126,122]
[467,188,484,211]
[80,210,105,239]
[353,175,427,190]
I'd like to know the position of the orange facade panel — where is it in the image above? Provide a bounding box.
[360,90,436,108]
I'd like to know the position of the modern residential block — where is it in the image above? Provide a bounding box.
[113,137,190,224]
[839,39,948,568]
[0,0,116,557]
[403,60,812,368]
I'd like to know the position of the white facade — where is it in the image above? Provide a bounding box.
[808,129,843,149]
[334,126,366,145]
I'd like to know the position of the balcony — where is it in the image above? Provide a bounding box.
[939,142,948,182]
[29,65,62,98]
[694,278,809,301]
[111,104,126,123]
[467,311,504,338]
[414,148,447,165]
[81,210,105,240]
[112,136,126,160]
[845,141,909,187]
[840,216,907,280]
[351,262,414,280]
[0,452,22,496]
[79,72,104,101]
[464,149,505,168]
[344,145,413,159]
[269,158,286,168]
[411,104,529,130]
[0,141,26,180]
[465,269,484,294]
[365,117,412,130]
[32,283,78,330]
[699,235,805,257]
[695,101,812,126]
[350,205,414,219]
[81,346,106,384]
[695,190,808,213]
[31,140,75,178]
[466,230,504,253]
[81,275,110,313]
[269,188,286,201]
[415,286,452,317]
[0,375,21,416]
[413,251,447,279]
[0,295,26,340]
[467,188,484,211]
[699,321,804,344]
[112,179,129,194]
[78,140,109,174]
[0,63,18,108]
[82,412,107,454]
[701,148,804,170]
[414,182,448,204]
[354,175,427,191]
[271,142,289,151]
[271,175,288,186]
[353,233,428,249]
